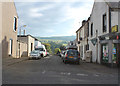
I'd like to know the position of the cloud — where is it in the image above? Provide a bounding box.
[29,12,43,17]
[15,1,94,37]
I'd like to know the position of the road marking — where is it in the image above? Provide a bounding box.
[76,73,88,76]
[45,56,50,58]
[60,72,71,75]
[67,73,71,75]
[42,70,46,74]
[94,74,99,77]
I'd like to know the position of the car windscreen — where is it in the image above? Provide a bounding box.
[67,50,78,56]
[31,51,39,54]
[35,48,44,51]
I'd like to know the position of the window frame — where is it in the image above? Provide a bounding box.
[91,23,93,37]
[13,17,17,32]
[103,13,107,33]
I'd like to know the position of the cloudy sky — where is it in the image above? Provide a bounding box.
[15,0,94,37]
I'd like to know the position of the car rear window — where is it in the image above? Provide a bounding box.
[67,50,78,56]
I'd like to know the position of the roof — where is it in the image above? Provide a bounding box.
[76,17,90,33]
[17,34,38,40]
[106,2,119,9]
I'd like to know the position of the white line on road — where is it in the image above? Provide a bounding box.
[42,70,46,74]
[60,72,71,75]
[76,73,88,76]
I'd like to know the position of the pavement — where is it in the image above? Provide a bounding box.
[3,56,29,67]
[2,55,119,84]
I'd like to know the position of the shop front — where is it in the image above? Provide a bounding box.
[99,33,120,67]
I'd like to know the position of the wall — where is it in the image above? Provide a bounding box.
[89,1,109,63]
[16,41,27,58]
[0,3,2,86]
[2,2,18,58]
[28,36,35,56]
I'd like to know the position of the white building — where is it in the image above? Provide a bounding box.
[76,19,90,60]
[88,0,120,66]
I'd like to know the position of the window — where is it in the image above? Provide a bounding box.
[91,23,93,37]
[14,17,17,31]
[87,23,89,37]
[9,39,13,55]
[103,14,107,33]
[31,43,33,51]
[86,44,89,51]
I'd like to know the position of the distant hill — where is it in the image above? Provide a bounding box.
[36,36,76,41]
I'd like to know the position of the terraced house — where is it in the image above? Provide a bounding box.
[76,0,120,67]
[1,1,18,58]
[89,0,120,67]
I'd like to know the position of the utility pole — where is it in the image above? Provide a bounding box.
[19,25,26,58]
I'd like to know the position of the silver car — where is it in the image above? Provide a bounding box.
[29,50,41,60]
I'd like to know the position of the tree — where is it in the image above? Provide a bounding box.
[42,43,52,54]
[54,48,61,54]
[60,45,66,50]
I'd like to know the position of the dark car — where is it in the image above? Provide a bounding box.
[63,50,80,64]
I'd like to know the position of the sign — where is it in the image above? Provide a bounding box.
[111,25,118,32]
[91,38,97,46]
[112,48,116,54]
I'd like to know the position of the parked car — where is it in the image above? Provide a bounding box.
[60,50,66,59]
[35,45,47,57]
[63,50,80,64]
[46,52,50,56]
[29,50,41,59]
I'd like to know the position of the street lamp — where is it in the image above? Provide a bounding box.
[19,25,27,58]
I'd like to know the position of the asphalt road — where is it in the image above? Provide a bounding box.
[3,55,118,84]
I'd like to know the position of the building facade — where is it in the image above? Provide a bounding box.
[2,2,18,58]
[88,0,120,66]
[76,19,89,60]
[17,35,35,57]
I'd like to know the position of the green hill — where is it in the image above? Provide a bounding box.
[36,36,76,41]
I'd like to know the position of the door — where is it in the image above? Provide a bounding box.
[101,44,109,63]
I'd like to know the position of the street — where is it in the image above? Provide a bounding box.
[3,55,118,84]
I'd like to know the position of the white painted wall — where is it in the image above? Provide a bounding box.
[89,1,109,63]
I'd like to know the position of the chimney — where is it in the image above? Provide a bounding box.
[82,20,86,26]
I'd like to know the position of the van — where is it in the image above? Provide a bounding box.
[35,45,47,57]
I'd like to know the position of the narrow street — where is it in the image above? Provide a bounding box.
[3,55,118,84]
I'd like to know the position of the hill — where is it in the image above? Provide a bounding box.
[36,36,76,41]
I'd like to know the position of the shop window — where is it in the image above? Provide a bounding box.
[102,44,109,63]
[112,44,117,63]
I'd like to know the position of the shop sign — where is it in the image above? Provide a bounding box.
[112,48,116,54]
[112,44,117,63]
[111,25,118,32]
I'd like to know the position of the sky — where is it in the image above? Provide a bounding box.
[15,0,94,37]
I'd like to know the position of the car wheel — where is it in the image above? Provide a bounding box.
[64,60,67,64]
[77,61,80,65]
[41,54,43,57]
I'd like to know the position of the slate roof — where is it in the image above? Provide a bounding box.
[106,2,120,8]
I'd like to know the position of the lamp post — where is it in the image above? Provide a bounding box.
[19,25,27,58]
